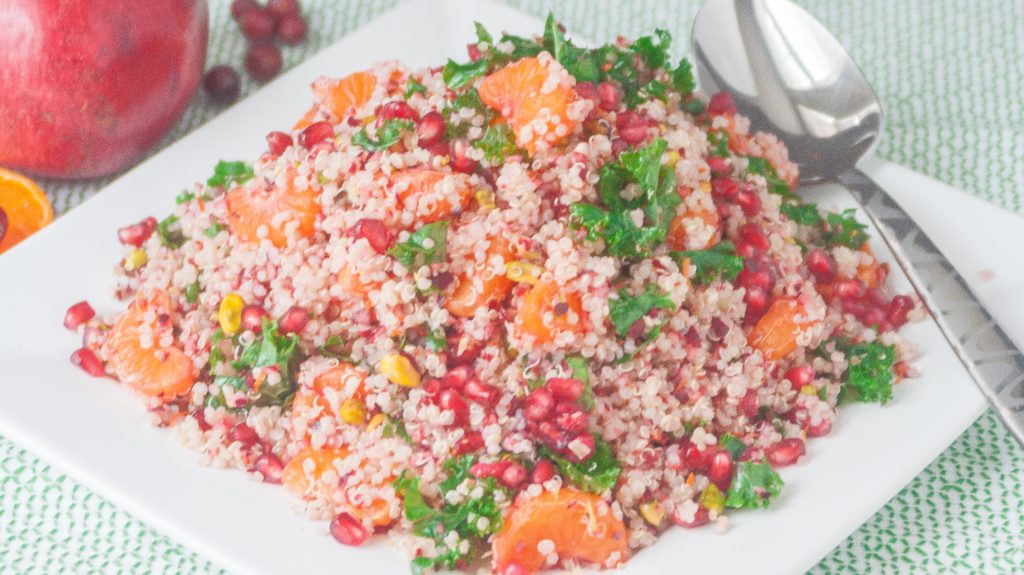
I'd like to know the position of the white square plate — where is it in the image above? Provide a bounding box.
[2,1,1022,573]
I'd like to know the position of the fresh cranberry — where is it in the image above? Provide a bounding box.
[740,389,760,418]
[564,433,596,463]
[455,431,484,454]
[767,438,806,467]
[888,295,914,327]
[707,156,730,177]
[531,459,555,483]
[266,131,294,156]
[347,218,392,253]
[597,81,622,111]
[117,216,158,247]
[278,306,309,334]
[806,250,837,283]
[64,301,96,331]
[377,101,418,122]
[547,378,583,402]
[228,422,260,447]
[707,91,737,116]
[708,451,734,490]
[277,14,308,45]
[784,365,815,390]
[738,223,770,252]
[299,121,334,148]
[416,111,446,146]
[203,65,241,105]
[70,348,104,377]
[464,379,499,407]
[672,505,709,528]
[254,453,284,484]
[266,0,301,18]
[524,388,555,421]
[245,44,283,83]
[500,463,527,489]
[450,138,477,173]
[439,389,468,424]
[239,7,277,42]
[330,513,369,546]
[615,110,648,145]
[241,304,268,333]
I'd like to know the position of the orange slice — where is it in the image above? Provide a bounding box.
[515,281,587,345]
[391,169,472,224]
[226,175,320,248]
[478,56,578,155]
[446,236,514,317]
[283,446,396,527]
[492,489,628,572]
[312,70,377,121]
[102,290,195,398]
[0,168,53,254]
[748,297,817,361]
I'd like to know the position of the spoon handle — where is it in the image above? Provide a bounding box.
[839,167,1024,444]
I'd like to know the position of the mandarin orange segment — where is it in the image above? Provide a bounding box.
[478,56,578,155]
[293,104,319,131]
[856,244,883,289]
[312,71,377,121]
[515,281,586,345]
[102,290,195,398]
[748,297,817,361]
[0,168,53,254]
[391,169,472,224]
[282,447,350,497]
[446,237,514,317]
[492,489,628,572]
[226,177,320,248]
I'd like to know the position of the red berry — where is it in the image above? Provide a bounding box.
[442,365,473,388]
[241,304,268,333]
[616,110,648,145]
[500,463,528,489]
[117,216,158,247]
[254,453,284,484]
[203,65,241,105]
[239,8,276,42]
[266,131,294,156]
[439,389,468,425]
[64,301,96,331]
[277,14,308,45]
[298,121,334,148]
[767,438,806,467]
[711,176,739,201]
[738,223,770,252]
[524,388,555,421]
[464,379,499,407]
[531,459,555,483]
[744,286,769,319]
[416,111,446,146]
[278,306,309,334]
[450,138,477,173]
[70,347,104,377]
[784,365,815,390]
[683,442,713,471]
[708,451,734,490]
[735,186,761,216]
[347,218,393,254]
[330,513,369,546]
[245,43,283,83]
[707,91,737,115]
[377,100,419,122]
[455,431,484,455]
[834,278,865,301]
[806,250,837,283]
[547,377,584,402]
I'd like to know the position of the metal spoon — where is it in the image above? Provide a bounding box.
[692,0,1024,444]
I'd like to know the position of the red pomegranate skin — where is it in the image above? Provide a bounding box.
[0,1,209,179]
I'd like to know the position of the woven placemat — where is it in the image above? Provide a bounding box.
[2,1,1022,573]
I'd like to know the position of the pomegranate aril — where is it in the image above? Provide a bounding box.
[707,91,737,116]
[117,216,158,247]
[547,377,584,402]
[834,278,865,301]
[277,14,308,45]
[672,505,709,528]
[616,110,648,145]
[64,301,96,331]
[470,461,508,478]
[737,267,772,293]
[266,0,301,18]
[254,453,284,484]
[564,432,596,463]
[738,223,770,251]
[597,81,622,111]
[806,249,837,283]
[466,43,482,62]
[888,295,914,327]
[455,431,484,454]
[377,101,419,122]
[865,287,889,308]
[299,121,334,148]
[439,389,468,424]
[416,111,446,146]
[707,156,730,177]
[767,438,806,467]
[70,347,104,377]
[683,443,713,471]
[330,513,369,546]
[203,65,241,105]
[711,176,739,201]
[524,388,555,421]
[450,138,477,173]
[575,81,597,100]
[347,218,392,253]
[744,286,769,319]
[531,459,555,483]
[238,8,276,42]
[735,186,761,216]
[230,0,259,20]
[228,422,260,447]
[464,379,499,407]
[784,365,815,390]
[500,463,527,489]
[245,44,283,83]
[536,421,567,450]
[740,389,759,418]
[442,364,473,388]
[806,418,832,437]
[708,451,734,491]
[278,306,309,334]
[555,409,589,435]
[266,131,294,156]
[241,304,268,333]
[863,308,887,327]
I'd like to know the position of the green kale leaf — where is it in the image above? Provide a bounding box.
[671,241,744,285]
[608,285,676,337]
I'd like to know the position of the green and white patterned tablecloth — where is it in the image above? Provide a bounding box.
[2,1,1022,573]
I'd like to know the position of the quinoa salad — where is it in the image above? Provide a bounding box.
[63,16,921,575]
